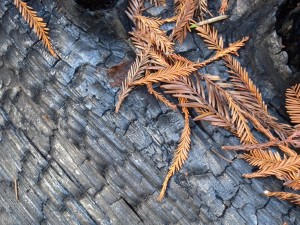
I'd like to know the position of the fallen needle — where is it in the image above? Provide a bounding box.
[14,178,19,202]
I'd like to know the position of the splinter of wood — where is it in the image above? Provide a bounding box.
[190,15,229,28]
[14,178,19,202]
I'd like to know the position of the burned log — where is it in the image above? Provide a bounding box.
[0,0,299,224]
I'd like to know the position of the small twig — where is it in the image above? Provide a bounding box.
[190,15,229,28]
[211,149,233,163]
[222,129,300,151]
[222,139,282,151]
[14,178,19,202]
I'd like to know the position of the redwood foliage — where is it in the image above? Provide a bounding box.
[115,0,300,206]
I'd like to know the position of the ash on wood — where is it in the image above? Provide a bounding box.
[0,0,299,224]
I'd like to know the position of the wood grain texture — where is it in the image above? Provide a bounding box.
[0,0,299,224]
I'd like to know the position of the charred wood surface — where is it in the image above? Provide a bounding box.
[0,0,299,224]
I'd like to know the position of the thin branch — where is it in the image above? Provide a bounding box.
[190,15,229,28]
[14,178,19,202]
[222,129,300,151]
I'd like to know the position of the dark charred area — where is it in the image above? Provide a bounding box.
[0,0,300,225]
[276,0,300,82]
[74,0,118,10]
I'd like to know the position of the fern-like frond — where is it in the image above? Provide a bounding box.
[241,149,283,169]
[132,61,197,85]
[194,0,210,16]
[200,73,256,144]
[170,0,196,43]
[158,97,191,200]
[227,93,257,144]
[219,0,229,15]
[264,190,300,205]
[224,55,292,139]
[196,24,293,144]
[195,24,249,60]
[135,15,164,31]
[196,25,264,117]
[126,0,144,23]
[115,52,150,112]
[133,16,174,53]
[195,24,223,51]
[130,30,152,52]
[285,179,300,190]
[14,0,56,57]
[283,171,300,190]
[162,76,236,131]
[202,75,232,118]
[216,37,249,57]
[194,37,249,69]
[147,84,177,110]
[149,50,170,68]
[244,154,300,179]
[225,55,267,112]
[286,84,300,125]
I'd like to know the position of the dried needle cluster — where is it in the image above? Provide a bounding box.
[116,0,300,205]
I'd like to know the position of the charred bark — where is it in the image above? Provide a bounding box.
[0,0,299,224]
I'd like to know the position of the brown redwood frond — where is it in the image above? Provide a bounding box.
[241,149,283,169]
[14,0,56,57]
[243,154,300,179]
[115,52,150,112]
[215,37,249,57]
[283,171,300,190]
[194,37,249,69]
[202,75,232,121]
[149,50,170,68]
[134,16,174,53]
[130,30,152,52]
[227,93,257,144]
[195,24,223,51]
[225,55,267,112]
[158,97,191,200]
[284,179,300,190]
[200,73,256,144]
[195,25,249,61]
[194,0,210,16]
[197,24,292,141]
[162,76,235,131]
[132,61,197,85]
[168,54,194,65]
[286,84,300,125]
[264,190,300,205]
[170,0,196,43]
[135,15,164,31]
[126,0,144,23]
[224,55,292,139]
[147,84,177,110]
[219,0,229,15]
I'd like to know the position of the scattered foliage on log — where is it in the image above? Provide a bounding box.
[116,0,300,206]
[9,0,300,208]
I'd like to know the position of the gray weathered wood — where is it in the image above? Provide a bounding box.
[0,0,299,224]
